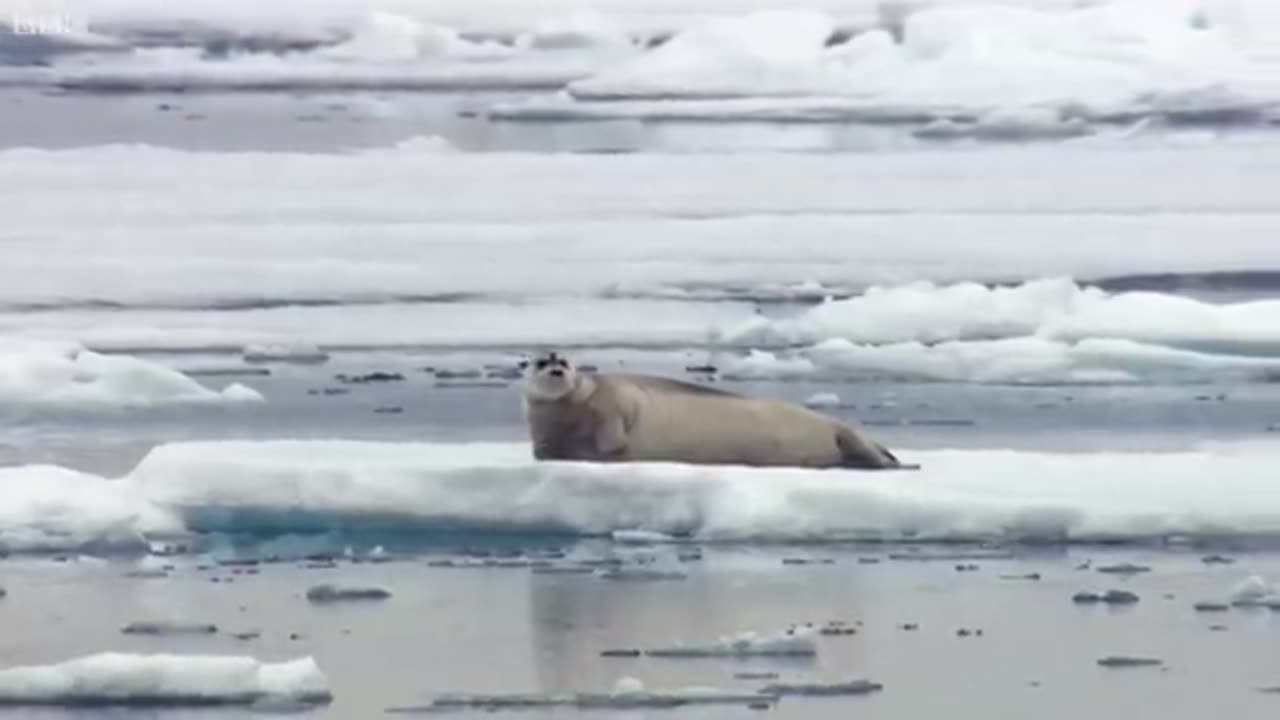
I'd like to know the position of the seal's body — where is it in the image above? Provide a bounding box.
[521,352,912,470]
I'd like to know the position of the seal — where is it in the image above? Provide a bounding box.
[520,351,915,470]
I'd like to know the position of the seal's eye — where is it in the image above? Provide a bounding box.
[535,359,549,370]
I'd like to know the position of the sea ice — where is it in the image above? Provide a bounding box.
[644,627,818,658]
[121,439,1280,544]
[0,653,332,706]
[0,339,264,410]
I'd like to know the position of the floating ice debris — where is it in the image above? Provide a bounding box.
[612,529,679,545]
[734,672,779,681]
[533,566,595,575]
[334,372,404,384]
[1202,555,1236,565]
[231,631,261,641]
[889,551,1014,562]
[122,569,169,579]
[1073,590,1140,605]
[899,623,918,631]
[1000,573,1042,581]
[955,563,979,572]
[803,392,842,409]
[598,569,687,582]
[305,584,391,604]
[644,627,817,658]
[759,679,883,697]
[1097,656,1163,668]
[1096,563,1152,576]
[858,557,881,565]
[0,653,331,706]
[600,649,641,658]
[0,588,6,598]
[1229,576,1280,606]
[1193,602,1231,612]
[242,344,329,365]
[387,677,772,713]
[121,621,218,636]
[373,406,404,414]
[782,557,834,566]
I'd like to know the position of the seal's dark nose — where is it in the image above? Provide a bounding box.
[550,369,564,378]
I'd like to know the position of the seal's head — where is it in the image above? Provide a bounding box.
[520,351,578,402]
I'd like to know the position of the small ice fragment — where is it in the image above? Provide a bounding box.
[121,621,217,636]
[1073,590,1139,605]
[600,649,641,658]
[305,584,391,603]
[1194,602,1231,612]
[803,392,841,408]
[1096,563,1151,576]
[598,569,687,582]
[1229,576,1278,606]
[612,530,677,545]
[645,627,817,658]
[759,679,883,696]
[1201,555,1236,565]
[1097,656,1162,668]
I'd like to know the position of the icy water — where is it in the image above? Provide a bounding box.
[6,0,1280,717]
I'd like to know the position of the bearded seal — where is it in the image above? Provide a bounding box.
[520,352,915,470]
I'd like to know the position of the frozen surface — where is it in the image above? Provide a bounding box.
[0,653,331,707]
[3,140,1280,365]
[0,463,177,553]
[555,1,1280,123]
[111,438,1280,543]
[0,339,262,410]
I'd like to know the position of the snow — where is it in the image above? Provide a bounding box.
[0,464,178,553]
[122,439,1280,543]
[0,339,263,409]
[0,653,331,707]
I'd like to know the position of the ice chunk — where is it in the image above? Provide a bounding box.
[802,392,842,409]
[0,653,331,706]
[1097,656,1163,668]
[121,622,218,636]
[389,676,771,713]
[242,343,329,365]
[0,339,264,410]
[304,584,392,603]
[124,439,1280,544]
[759,679,883,696]
[0,465,179,554]
[1229,576,1280,607]
[645,627,817,658]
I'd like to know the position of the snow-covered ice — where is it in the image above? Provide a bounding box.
[392,675,772,712]
[0,339,263,410]
[0,653,331,707]
[0,464,178,554]
[546,0,1280,123]
[116,439,1280,543]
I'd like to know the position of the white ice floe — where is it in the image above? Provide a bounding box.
[0,653,331,707]
[722,278,1280,350]
[392,675,771,712]
[645,627,818,657]
[1228,575,1280,606]
[553,0,1280,122]
[0,339,263,410]
[121,439,1280,543]
[0,464,179,553]
[242,343,330,365]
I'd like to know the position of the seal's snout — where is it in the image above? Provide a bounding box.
[550,369,564,377]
